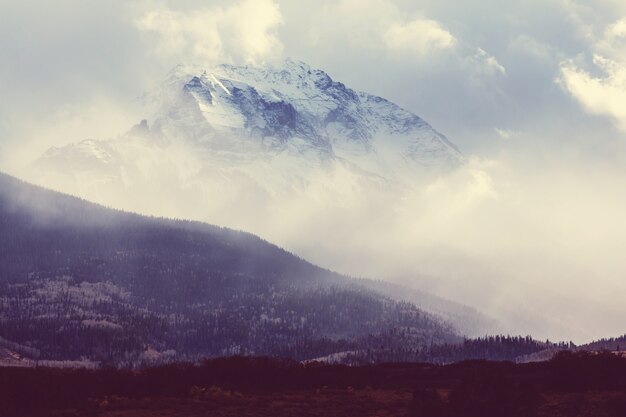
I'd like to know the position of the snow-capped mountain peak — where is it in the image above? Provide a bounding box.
[32,59,463,222]
[136,58,461,175]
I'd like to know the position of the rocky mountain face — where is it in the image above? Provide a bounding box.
[33,59,461,203]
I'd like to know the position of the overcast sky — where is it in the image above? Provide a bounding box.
[2,0,626,158]
[2,0,626,341]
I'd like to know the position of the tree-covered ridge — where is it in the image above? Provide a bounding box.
[334,335,567,365]
[0,172,459,365]
[580,335,626,352]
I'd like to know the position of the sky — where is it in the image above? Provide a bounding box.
[2,0,626,157]
[2,0,626,342]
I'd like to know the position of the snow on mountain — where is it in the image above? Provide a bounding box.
[35,58,461,193]
[161,59,460,171]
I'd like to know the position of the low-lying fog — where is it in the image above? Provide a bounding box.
[4,134,626,344]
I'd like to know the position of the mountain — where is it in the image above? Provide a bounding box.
[27,59,462,233]
[0,172,466,365]
[36,59,461,191]
[22,61,469,323]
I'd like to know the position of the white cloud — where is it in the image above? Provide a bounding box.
[384,17,457,55]
[557,13,626,132]
[306,0,458,58]
[595,17,626,57]
[494,128,519,139]
[606,17,626,38]
[472,48,506,75]
[560,54,626,131]
[136,0,284,65]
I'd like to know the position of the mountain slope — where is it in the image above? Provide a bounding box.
[0,172,463,364]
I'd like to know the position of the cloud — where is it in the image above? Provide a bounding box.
[384,17,457,55]
[494,128,519,139]
[305,0,459,59]
[0,0,152,169]
[606,17,626,38]
[560,54,626,131]
[595,17,626,57]
[136,0,284,65]
[556,11,626,132]
[473,48,506,75]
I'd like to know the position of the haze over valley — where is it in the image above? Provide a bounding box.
[2,0,626,348]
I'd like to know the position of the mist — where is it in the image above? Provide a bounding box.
[4,135,624,343]
[2,0,626,344]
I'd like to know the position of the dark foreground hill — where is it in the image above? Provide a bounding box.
[2,352,625,417]
[0,172,463,364]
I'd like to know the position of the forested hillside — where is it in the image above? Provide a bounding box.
[0,172,460,365]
